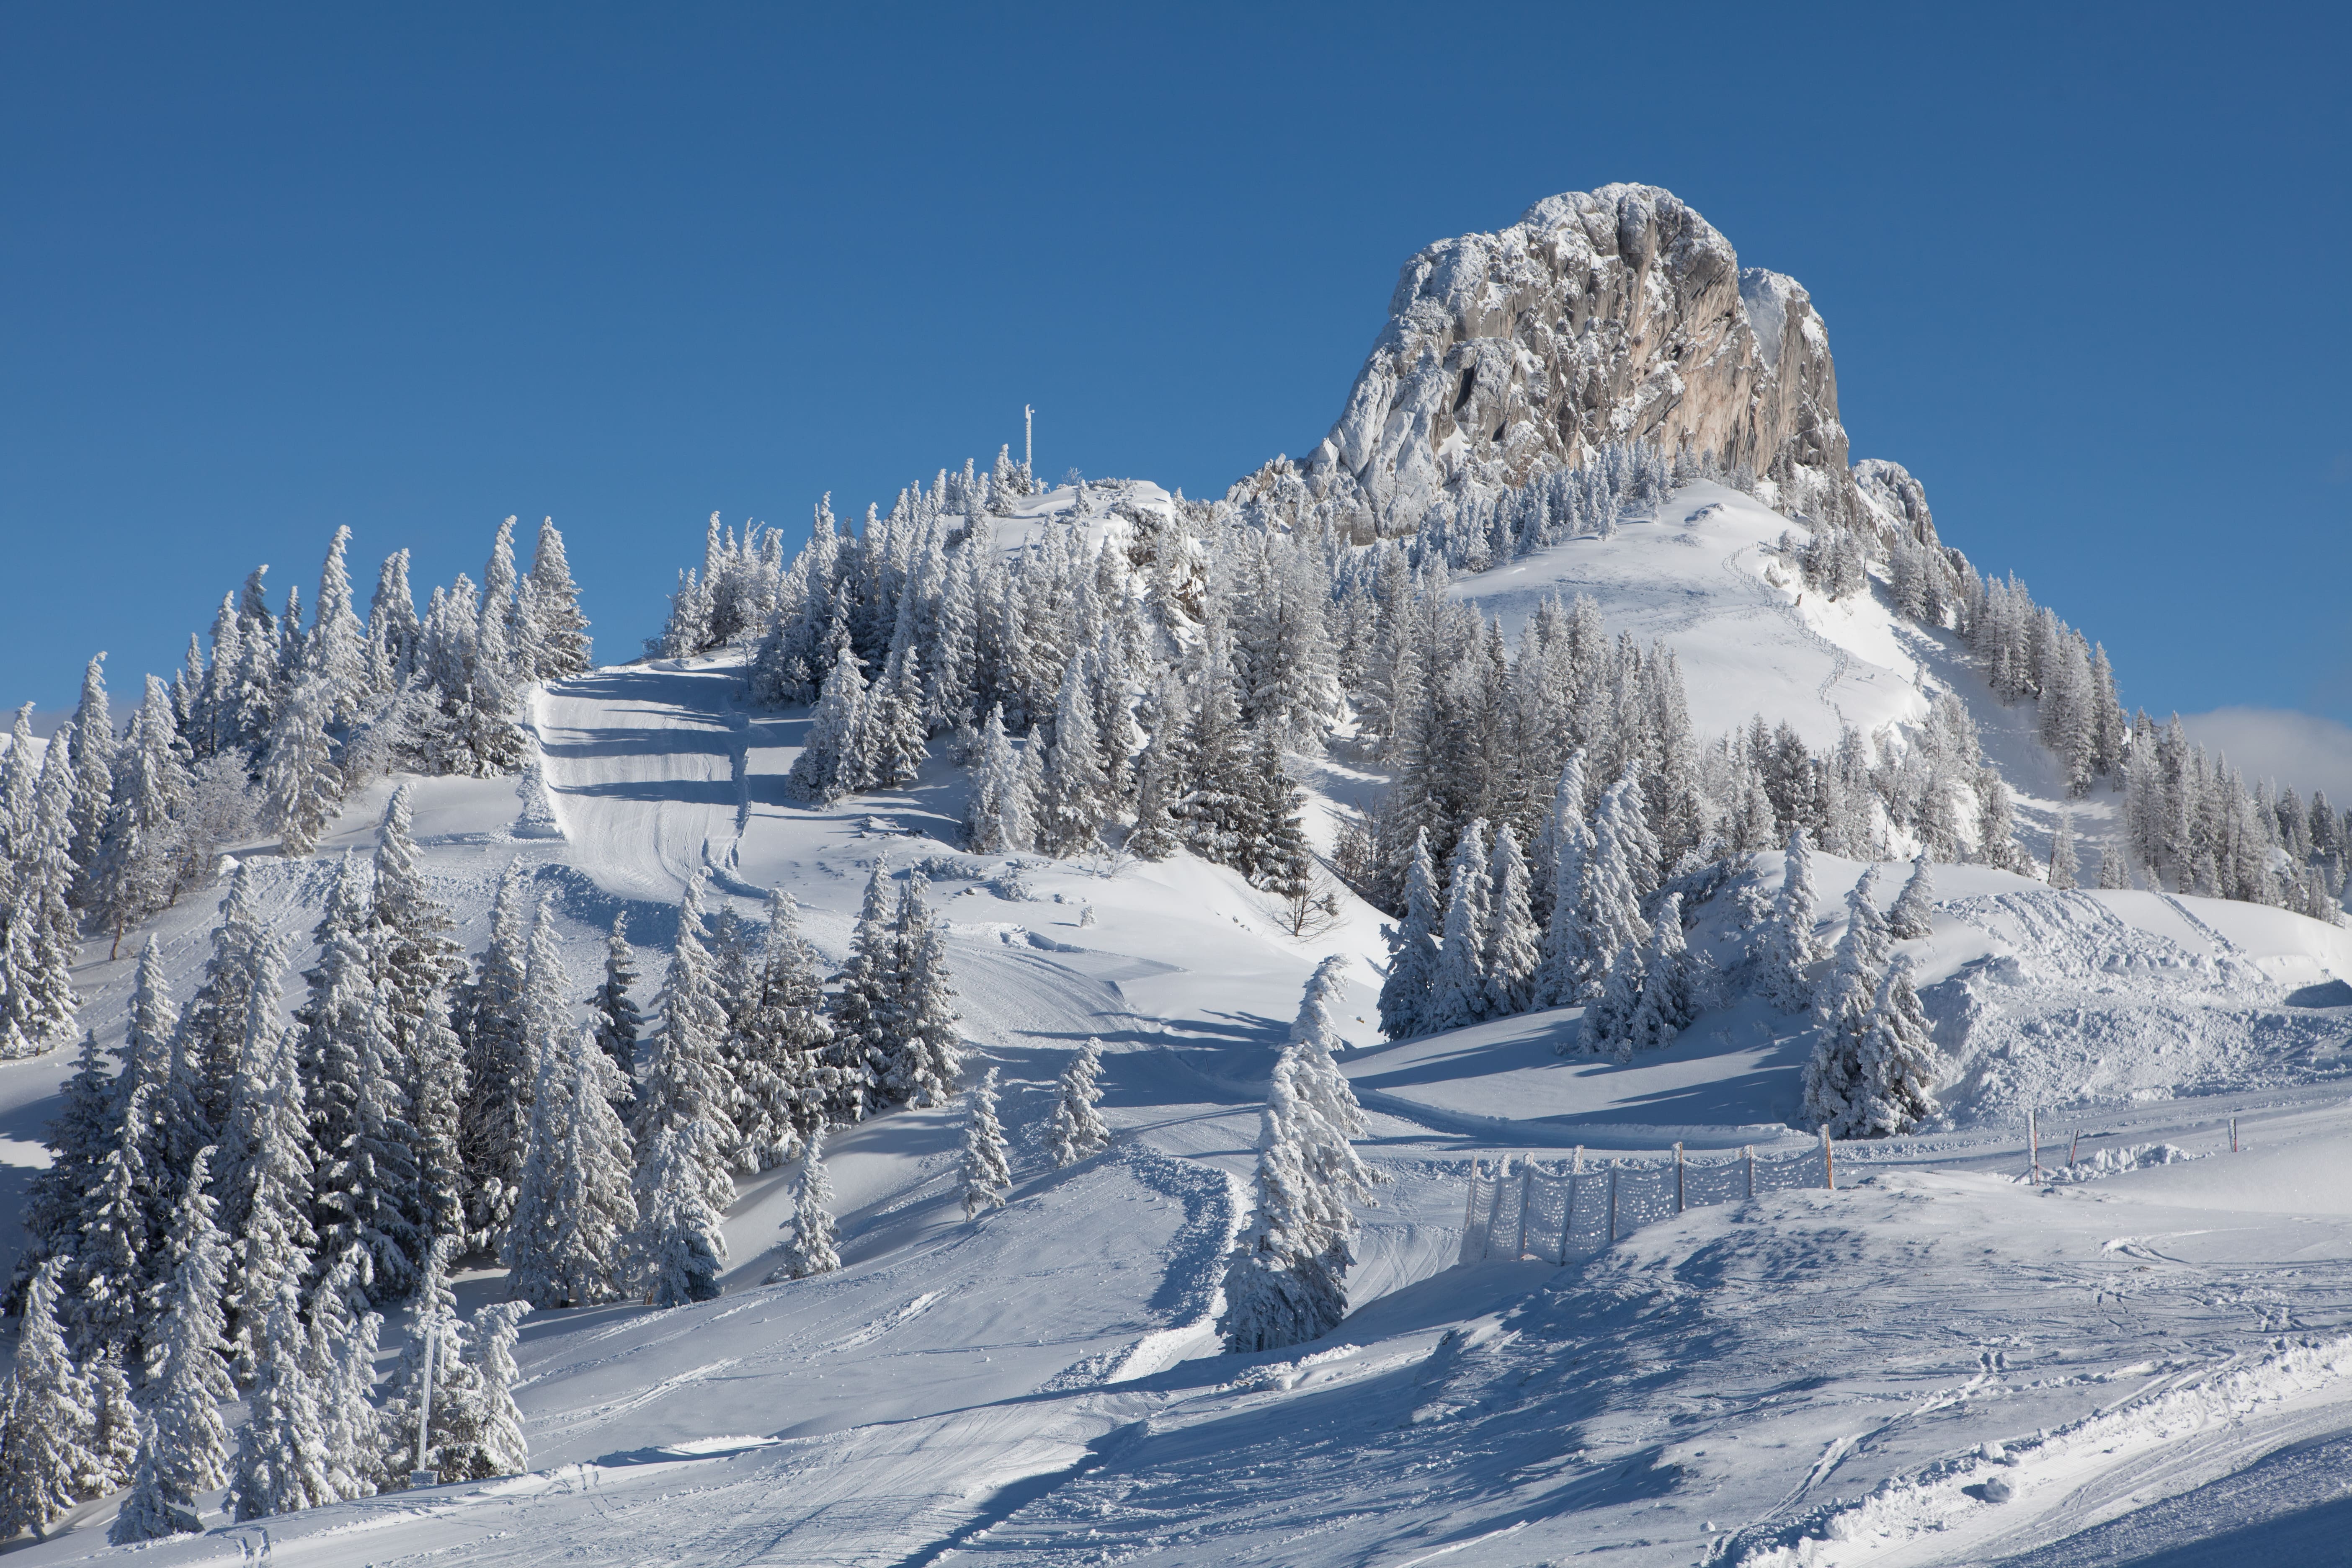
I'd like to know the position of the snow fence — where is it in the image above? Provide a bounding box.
[1458,1139,1834,1266]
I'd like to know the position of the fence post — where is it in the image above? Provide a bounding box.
[1674,1142,1686,1214]
[1513,1156,1535,1259]
[1820,1127,1835,1191]
[1608,1163,1619,1244]
[1744,1144,1755,1200]
[2027,1109,2039,1185]
[1560,1147,1583,1261]
[2231,1117,2239,1154]
[1462,1158,1481,1238]
[1479,1156,1509,1261]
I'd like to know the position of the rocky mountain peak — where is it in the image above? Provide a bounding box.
[1235,182,1863,532]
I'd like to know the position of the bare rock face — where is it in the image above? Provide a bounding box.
[1236,183,1863,531]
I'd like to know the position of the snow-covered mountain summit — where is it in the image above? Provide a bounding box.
[1232,183,1860,531]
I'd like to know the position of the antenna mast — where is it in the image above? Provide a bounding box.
[1024,404,1033,477]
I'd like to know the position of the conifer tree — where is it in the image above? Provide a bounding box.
[1482,825,1540,1017]
[300,1248,384,1503]
[69,1091,152,1361]
[456,1301,531,1479]
[91,678,195,954]
[120,1148,233,1535]
[2095,841,2130,890]
[959,1067,1011,1220]
[727,890,831,1168]
[771,1128,841,1282]
[1047,1037,1109,1167]
[1759,826,1823,1013]
[2048,811,2079,890]
[1803,868,1903,1135]
[231,1281,335,1519]
[634,874,742,1193]
[1127,721,1181,861]
[1429,819,1493,1032]
[15,1028,116,1323]
[527,517,593,677]
[881,876,962,1109]
[507,1026,638,1308]
[308,526,370,726]
[0,1261,95,1541]
[1624,893,1698,1051]
[218,962,318,1385]
[459,863,534,1243]
[1377,829,1443,1040]
[589,913,644,1110]
[787,634,866,804]
[823,863,897,1122]
[1887,854,1936,940]
[0,741,81,1058]
[1038,659,1110,855]
[632,1118,728,1307]
[261,673,343,856]
[965,706,1032,854]
[63,654,114,900]
[368,787,469,1246]
[86,1354,141,1498]
[1217,1033,1375,1353]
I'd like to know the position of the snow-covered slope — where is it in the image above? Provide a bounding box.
[9,636,2352,1565]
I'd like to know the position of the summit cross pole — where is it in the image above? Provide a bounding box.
[1024,404,1033,476]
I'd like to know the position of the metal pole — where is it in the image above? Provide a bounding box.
[1024,405,1033,475]
[1674,1142,1685,1214]
[412,1326,437,1485]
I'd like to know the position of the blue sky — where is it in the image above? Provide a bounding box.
[5,3,2346,744]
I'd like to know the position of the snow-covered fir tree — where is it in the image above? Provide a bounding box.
[1482,825,1540,1016]
[506,1026,639,1309]
[630,875,738,1302]
[457,862,534,1247]
[2048,810,2079,890]
[771,1127,841,1282]
[1887,854,1936,939]
[0,1261,95,1541]
[111,1147,234,1541]
[959,1066,1011,1220]
[725,890,831,1170]
[1759,827,1823,1014]
[1047,1037,1109,1167]
[589,912,644,1110]
[1377,828,1443,1040]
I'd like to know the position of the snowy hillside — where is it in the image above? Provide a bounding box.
[8,182,2352,1567]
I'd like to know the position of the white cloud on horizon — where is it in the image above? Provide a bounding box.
[2177,707,2352,805]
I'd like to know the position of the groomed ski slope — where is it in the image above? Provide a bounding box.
[9,485,2352,1561]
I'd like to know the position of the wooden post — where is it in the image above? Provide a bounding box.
[2028,1109,2040,1185]
[2068,1129,2080,1168]
[2231,1116,2239,1154]
[1821,1127,1835,1191]
[1514,1156,1535,1259]
[1674,1142,1686,1214]
[1744,1144,1755,1200]
[1608,1163,1619,1244]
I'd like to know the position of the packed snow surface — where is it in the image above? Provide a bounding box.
[9,594,2352,1563]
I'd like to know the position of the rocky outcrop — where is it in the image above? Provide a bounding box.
[1235,183,1865,533]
